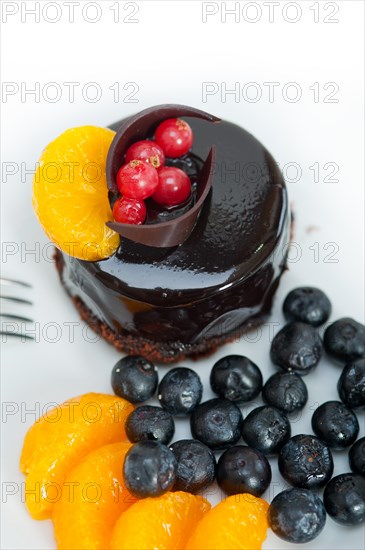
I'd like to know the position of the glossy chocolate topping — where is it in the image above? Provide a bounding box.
[104,116,287,304]
[59,111,290,355]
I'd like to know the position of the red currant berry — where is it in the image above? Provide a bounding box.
[125,140,165,169]
[154,118,193,158]
[116,160,159,200]
[113,196,146,225]
[152,167,191,207]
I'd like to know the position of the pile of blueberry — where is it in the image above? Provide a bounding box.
[111,287,365,544]
[112,118,194,224]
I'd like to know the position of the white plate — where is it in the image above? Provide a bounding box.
[1,2,364,549]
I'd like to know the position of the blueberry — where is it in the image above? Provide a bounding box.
[111,355,158,403]
[349,437,365,476]
[323,473,365,525]
[170,439,216,494]
[270,322,323,375]
[324,317,365,363]
[262,372,308,413]
[283,287,331,327]
[190,398,242,450]
[337,358,365,408]
[123,440,177,498]
[216,445,271,497]
[311,401,359,450]
[125,405,175,445]
[210,355,262,403]
[158,367,203,415]
[241,406,291,455]
[278,434,334,489]
[268,488,326,543]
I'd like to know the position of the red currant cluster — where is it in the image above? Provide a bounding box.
[113,118,194,225]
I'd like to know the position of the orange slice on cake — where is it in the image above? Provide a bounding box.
[33,126,120,260]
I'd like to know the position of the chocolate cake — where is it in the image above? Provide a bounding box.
[55,105,290,363]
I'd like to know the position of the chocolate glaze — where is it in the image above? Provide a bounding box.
[57,113,290,361]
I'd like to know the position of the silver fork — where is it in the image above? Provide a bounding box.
[0,278,35,340]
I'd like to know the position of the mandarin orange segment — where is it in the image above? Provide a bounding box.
[32,126,120,261]
[110,491,210,550]
[53,442,135,550]
[20,392,133,520]
[185,493,269,550]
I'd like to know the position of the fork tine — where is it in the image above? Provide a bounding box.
[0,330,35,341]
[0,278,32,288]
[0,278,34,341]
[0,313,34,323]
[0,296,33,305]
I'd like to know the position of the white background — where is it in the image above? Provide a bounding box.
[1,1,364,549]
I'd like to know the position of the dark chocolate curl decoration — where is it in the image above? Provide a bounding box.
[106,104,220,248]
[106,146,216,248]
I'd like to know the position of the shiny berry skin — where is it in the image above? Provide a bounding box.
[349,437,365,475]
[278,434,334,489]
[125,405,175,445]
[125,140,165,169]
[324,317,365,363]
[241,405,291,455]
[262,372,308,413]
[123,440,177,498]
[155,118,193,158]
[152,167,191,207]
[116,159,159,200]
[268,488,326,543]
[170,439,216,494]
[323,473,365,525]
[112,196,146,225]
[283,286,331,327]
[216,445,271,497]
[111,355,158,403]
[158,367,203,416]
[337,358,365,408]
[210,355,263,403]
[190,398,242,450]
[311,400,359,450]
[270,322,323,375]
